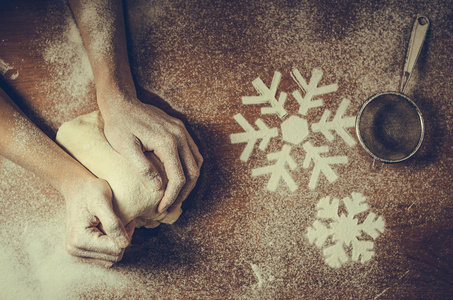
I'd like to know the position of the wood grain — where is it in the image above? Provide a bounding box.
[0,0,452,298]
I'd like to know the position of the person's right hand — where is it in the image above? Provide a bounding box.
[62,176,135,268]
[99,94,203,215]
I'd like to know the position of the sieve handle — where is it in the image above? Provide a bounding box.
[372,159,385,170]
[400,16,430,93]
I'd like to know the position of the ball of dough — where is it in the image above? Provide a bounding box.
[56,111,182,228]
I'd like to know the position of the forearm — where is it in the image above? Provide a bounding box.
[67,0,136,110]
[68,0,203,212]
[0,88,94,193]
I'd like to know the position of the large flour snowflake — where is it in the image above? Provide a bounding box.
[230,68,356,192]
[306,192,385,268]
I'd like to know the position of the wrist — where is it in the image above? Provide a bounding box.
[96,82,137,112]
[58,161,100,200]
[94,58,136,100]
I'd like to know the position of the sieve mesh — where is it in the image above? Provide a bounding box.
[356,92,424,162]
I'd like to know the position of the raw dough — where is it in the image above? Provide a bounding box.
[56,111,182,228]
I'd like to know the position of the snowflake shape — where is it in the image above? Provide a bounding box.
[230,68,356,191]
[306,192,385,268]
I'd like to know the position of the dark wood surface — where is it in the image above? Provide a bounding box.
[0,0,452,299]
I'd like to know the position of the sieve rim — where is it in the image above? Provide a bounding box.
[355,91,425,164]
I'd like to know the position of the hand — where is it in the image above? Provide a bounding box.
[68,0,202,216]
[0,87,135,268]
[63,176,135,268]
[99,93,203,214]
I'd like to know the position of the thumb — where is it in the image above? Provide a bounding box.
[96,206,130,248]
[123,142,162,191]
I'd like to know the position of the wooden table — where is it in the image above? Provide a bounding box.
[1,0,452,298]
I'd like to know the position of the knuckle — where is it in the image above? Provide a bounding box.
[65,240,78,256]
[161,135,178,148]
[173,118,185,128]
[176,174,186,188]
[174,126,186,138]
[118,250,125,262]
[67,229,83,248]
[169,119,186,136]
[111,247,123,257]
[188,168,200,181]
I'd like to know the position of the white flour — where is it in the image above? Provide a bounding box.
[0,214,134,300]
[0,57,19,80]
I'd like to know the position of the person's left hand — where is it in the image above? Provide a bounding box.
[63,176,136,268]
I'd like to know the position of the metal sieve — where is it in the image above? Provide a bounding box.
[356,16,429,169]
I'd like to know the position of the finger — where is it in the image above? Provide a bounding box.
[78,257,115,268]
[153,139,186,213]
[167,178,196,214]
[163,138,199,212]
[184,128,203,168]
[122,138,162,191]
[160,205,183,224]
[118,249,126,263]
[180,136,201,183]
[143,219,161,229]
[67,227,124,256]
[69,246,122,263]
[95,205,130,248]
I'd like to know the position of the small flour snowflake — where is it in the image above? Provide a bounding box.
[230,68,356,192]
[306,192,385,268]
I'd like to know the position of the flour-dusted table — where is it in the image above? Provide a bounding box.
[1,0,452,298]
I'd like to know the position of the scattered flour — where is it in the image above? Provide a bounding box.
[0,211,135,300]
[0,0,450,298]
[0,57,19,80]
[250,263,275,290]
[36,2,95,130]
[0,155,139,299]
[42,13,94,99]
[9,71,19,80]
[78,0,115,62]
[9,111,50,159]
[0,57,13,74]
